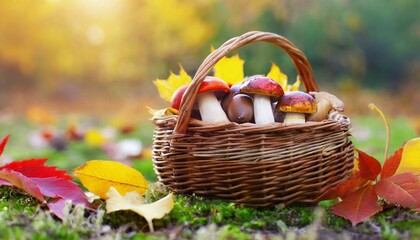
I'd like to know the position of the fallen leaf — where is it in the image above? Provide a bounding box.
[31,177,88,205]
[381,147,403,179]
[396,138,420,175]
[316,171,369,201]
[331,185,382,226]
[147,107,175,118]
[106,187,174,232]
[0,169,45,202]
[74,160,149,199]
[374,173,420,208]
[213,54,244,85]
[0,158,72,180]
[0,135,10,156]
[47,198,69,220]
[153,66,192,101]
[356,149,381,181]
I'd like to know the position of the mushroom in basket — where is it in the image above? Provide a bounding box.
[222,84,254,124]
[276,91,317,125]
[239,76,284,125]
[195,76,230,124]
[226,94,254,123]
[308,91,345,121]
[170,84,201,120]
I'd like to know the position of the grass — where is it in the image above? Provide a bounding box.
[0,185,419,239]
[0,115,418,239]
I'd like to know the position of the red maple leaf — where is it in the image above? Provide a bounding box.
[374,172,420,209]
[0,159,72,180]
[380,147,403,179]
[0,135,10,156]
[356,149,381,180]
[331,185,382,226]
[0,135,90,218]
[323,146,420,226]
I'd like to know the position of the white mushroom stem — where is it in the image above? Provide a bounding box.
[253,95,275,125]
[197,91,229,123]
[283,112,306,125]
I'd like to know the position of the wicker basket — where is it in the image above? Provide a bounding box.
[152,31,354,207]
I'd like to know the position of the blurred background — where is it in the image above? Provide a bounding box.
[0,0,418,174]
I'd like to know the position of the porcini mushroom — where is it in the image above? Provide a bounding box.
[240,76,284,125]
[309,91,345,112]
[221,84,241,113]
[170,84,189,110]
[308,91,345,121]
[227,94,254,123]
[196,76,230,123]
[276,91,317,125]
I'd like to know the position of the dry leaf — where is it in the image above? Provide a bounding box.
[153,66,192,101]
[73,160,149,199]
[396,138,420,175]
[106,187,174,232]
[267,63,300,91]
[147,107,176,118]
[213,54,244,85]
[331,185,382,226]
[267,63,287,88]
[374,173,420,209]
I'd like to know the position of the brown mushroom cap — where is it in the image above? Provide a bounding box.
[277,91,317,114]
[227,94,254,123]
[240,76,284,99]
[221,84,241,112]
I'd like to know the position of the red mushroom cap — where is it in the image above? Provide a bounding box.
[198,76,230,96]
[240,76,284,99]
[170,84,189,110]
[277,91,317,114]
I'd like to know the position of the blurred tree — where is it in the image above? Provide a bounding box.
[0,0,418,94]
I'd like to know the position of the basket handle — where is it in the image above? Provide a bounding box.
[174,31,319,134]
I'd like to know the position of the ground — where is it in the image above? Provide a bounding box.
[0,114,418,239]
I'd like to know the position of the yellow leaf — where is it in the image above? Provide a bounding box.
[290,76,301,91]
[267,63,288,88]
[147,107,176,118]
[73,160,149,199]
[106,187,174,232]
[153,66,192,101]
[213,54,244,85]
[396,138,420,175]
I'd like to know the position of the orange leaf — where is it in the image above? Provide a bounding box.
[317,171,370,201]
[331,185,382,226]
[356,149,381,181]
[374,173,420,209]
[381,147,403,179]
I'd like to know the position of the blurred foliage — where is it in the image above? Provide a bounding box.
[0,0,418,95]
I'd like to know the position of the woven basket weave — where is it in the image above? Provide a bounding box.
[152,31,354,207]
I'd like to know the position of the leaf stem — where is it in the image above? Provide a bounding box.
[368,103,390,162]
